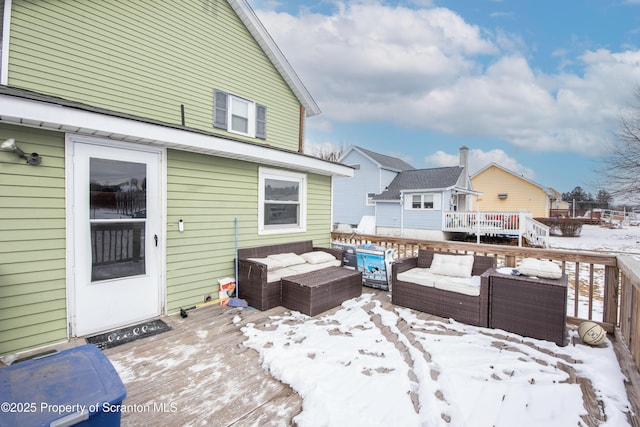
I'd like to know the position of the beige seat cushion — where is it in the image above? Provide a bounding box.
[434,276,482,297]
[396,268,439,287]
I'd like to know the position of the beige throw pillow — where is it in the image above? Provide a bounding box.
[301,251,336,265]
[267,252,307,268]
[247,257,284,270]
[429,254,474,278]
[518,258,562,279]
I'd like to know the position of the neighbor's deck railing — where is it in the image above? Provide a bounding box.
[600,209,640,227]
[442,211,550,248]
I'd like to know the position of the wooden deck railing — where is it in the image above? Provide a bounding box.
[618,255,640,370]
[332,232,640,413]
[331,232,619,329]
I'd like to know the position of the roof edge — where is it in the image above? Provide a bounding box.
[472,162,550,194]
[0,87,350,177]
[228,0,321,117]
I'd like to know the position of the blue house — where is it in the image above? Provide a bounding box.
[333,146,415,232]
[333,146,476,239]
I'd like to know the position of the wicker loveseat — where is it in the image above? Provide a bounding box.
[237,240,349,311]
[391,249,495,327]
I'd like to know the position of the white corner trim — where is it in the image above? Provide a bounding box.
[1,0,12,85]
[64,134,75,340]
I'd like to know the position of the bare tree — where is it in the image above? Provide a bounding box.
[306,143,347,162]
[596,189,613,204]
[599,86,640,202]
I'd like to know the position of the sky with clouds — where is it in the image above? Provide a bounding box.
[248,0,640,196]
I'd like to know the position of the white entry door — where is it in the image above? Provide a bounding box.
[69,138,163,337]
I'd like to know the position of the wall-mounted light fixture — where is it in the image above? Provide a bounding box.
[1,139,41,165]
[498,193,508,200]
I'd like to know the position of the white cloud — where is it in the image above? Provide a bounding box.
[425,148,536,179]
[253,2,640,158]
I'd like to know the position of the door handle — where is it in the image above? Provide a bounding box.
[154,234,158,247]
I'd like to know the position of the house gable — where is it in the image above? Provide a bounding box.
[340,146,415,173]
[0,0,343,356]
[471,163,550,217]
[4,0,310,151]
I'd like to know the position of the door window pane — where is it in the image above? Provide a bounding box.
[90,158,147,281]
[90,158,147,219]
[91,222,146,281]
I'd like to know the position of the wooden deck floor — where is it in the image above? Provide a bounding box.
[7,289,637,426]
[92,289,637,426]
[102,301,303,426]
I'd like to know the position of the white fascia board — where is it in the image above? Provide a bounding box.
[399,186,481,195]
[0,94,352,177]
[400,187,451,194]
[228,0,320,116]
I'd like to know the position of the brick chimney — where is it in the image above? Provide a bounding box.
[459,146,469,189]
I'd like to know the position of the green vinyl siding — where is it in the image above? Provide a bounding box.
[0,133,333,355]
[0,124,67,355]
[8,0,301,151]
[165,149,333,313]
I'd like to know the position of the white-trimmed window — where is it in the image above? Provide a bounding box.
[214,89,267,139]
[406,193,439,210]
[366,192,376,206]
[230,96,250,134]
[259,168,306,235]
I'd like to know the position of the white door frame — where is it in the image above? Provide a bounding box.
[65,134,167,337]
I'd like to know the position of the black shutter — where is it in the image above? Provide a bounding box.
[256,103,267,139]
[213,89,228,129]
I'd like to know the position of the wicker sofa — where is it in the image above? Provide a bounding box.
[391,249,495,327]
[237,240,349,311]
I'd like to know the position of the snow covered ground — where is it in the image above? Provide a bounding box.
[241,224,640,426]
[549,224,640,255]
[242,295,631,426]
[551,224,640,320]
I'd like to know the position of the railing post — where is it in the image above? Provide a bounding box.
[518,212,524,247]
[603,264,620,325]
